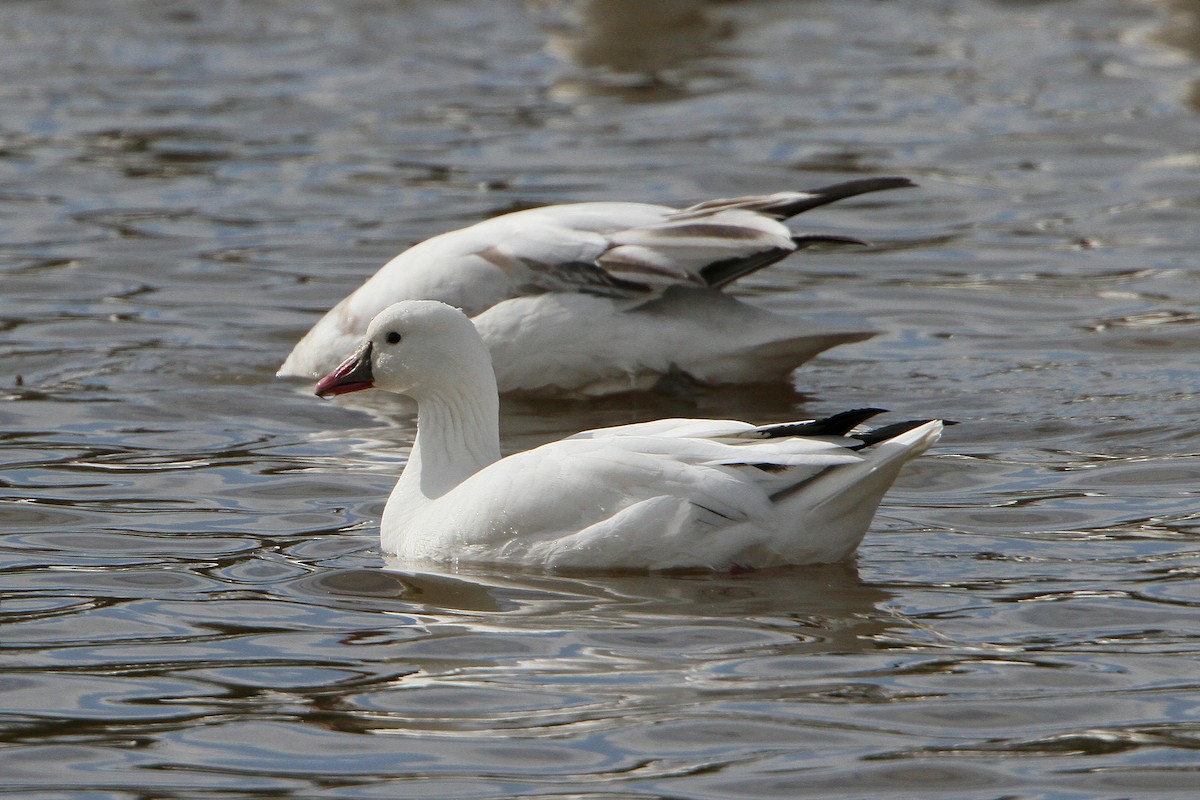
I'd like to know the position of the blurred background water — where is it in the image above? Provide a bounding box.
[3,1,1200,797]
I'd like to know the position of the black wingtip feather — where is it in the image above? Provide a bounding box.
[791,234,869,250]
[851,418,955,449]
[699,179,913,288]
[771,177,917,219]
[699,246,796,289]
[756,408,889,439]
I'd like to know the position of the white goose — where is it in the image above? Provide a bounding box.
[316,300,945,571]
[282,177,915,397]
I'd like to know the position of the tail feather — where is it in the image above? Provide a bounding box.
[767,419,944,563]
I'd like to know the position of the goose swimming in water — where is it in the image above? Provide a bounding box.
[282,177,915,397]
[315,300,945,571]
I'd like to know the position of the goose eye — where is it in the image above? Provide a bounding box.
[385,331,402,345]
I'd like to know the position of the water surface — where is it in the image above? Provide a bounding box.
[3,1,1200,797]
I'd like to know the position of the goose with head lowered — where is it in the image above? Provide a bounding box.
[283,177,915,397]
[315,300,946,571]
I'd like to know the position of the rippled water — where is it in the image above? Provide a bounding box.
[3,1,1200,797]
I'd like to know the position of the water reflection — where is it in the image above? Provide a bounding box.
[532,0,734,99]
[1149,0,1200,60]
[280,561,905,745]
[306,560,899,644]
[1148,0,1200,111]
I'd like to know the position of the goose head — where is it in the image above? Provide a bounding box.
[314,300,494,401]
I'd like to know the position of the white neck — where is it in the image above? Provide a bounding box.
[381,374,501,547]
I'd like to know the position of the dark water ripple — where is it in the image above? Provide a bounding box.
[4,0,1200,798]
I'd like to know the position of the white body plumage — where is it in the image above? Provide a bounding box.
[285,179,913,396]
[316,300,943,571]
